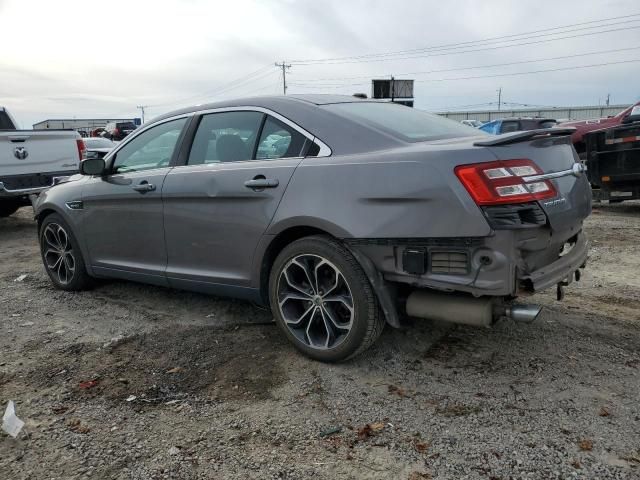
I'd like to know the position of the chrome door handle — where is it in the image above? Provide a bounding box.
[132,182,155,193]
[244,178,279,189]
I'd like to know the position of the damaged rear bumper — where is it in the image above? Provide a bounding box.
[346,228,589,299]
[518,231,588,292]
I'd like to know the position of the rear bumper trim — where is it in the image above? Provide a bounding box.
[0,181,49,197]
[520,232,588,292]
[0,176,69,197]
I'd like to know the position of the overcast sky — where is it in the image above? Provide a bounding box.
[1,0,639,127]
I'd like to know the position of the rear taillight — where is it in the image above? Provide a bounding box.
[76,139,87,161]
[454,159,556,205]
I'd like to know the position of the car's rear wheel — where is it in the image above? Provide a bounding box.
[269,235,384,362]
[39,214,93,291]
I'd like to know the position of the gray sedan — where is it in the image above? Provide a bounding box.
[34,95,591,362]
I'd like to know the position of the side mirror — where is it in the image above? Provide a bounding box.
[79,158,106,176]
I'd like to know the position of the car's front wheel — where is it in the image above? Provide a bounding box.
[269,235,384,362]
[39,214,93,291]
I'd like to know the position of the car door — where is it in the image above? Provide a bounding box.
[162,110,309,297]
[81,116,189,285]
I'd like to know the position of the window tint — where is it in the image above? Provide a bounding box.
[325,102,483,142]
[0,111,16,129]
[112,118,187,173]
[500,121,520,133]
[306,142,321,157]
[256,116,306,160]
[188,111,264,165]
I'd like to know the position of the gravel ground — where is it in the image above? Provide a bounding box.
[1,203,639,480]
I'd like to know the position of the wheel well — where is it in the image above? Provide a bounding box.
[259,226,330,304]
[36,208,57,231]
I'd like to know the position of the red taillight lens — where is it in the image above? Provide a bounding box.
[76,139,87,161]
[454,159,556,205]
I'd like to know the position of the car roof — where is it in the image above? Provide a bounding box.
[498,117,556,121]
[151,95,374,122]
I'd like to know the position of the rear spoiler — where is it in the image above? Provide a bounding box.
[474,127,576,147]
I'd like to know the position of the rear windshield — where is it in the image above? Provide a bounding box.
[324,102,484,142]
[117,122,136,130]
[0,111,16,130]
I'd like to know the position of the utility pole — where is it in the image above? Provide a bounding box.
[390,75,395,102]
[606,93,610,106]
[497,87,502,111]
[275,61,291,95]
[136,105,147,124]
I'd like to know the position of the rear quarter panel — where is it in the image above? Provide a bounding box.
[269,144,495,239]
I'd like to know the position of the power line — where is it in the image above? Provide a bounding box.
[411,59,640,83]
[289,46,640,84]
[287,59,640,92]
[290,14,640,64]
[290,24,640,66]
[148,64,274,108]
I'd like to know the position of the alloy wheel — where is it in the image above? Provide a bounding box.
[277,254,354,350]
[42,223,76,285]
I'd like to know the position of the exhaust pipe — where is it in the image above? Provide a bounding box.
[504,304,542,323]
[405,290,542,327]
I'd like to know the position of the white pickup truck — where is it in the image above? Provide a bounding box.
[1,107,85,217]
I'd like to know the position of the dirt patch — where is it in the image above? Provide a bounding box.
[1,205,640,479]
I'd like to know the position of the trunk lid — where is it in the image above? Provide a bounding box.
[480,131,592,233]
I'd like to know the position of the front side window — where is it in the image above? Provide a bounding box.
[188,111,264,165]
[112,117,187,173]
[256,117,306,159]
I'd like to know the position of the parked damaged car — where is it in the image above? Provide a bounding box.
[33,95,591,362]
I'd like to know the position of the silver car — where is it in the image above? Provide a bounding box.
[34,95,591,362]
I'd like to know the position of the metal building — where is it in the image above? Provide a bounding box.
[436,104,629,122]
[33,118,141,132]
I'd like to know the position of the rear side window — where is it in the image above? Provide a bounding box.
[256,116,306,159]
[538,120,557,129]
[500,121,520,133]
[325,102,483,142]
[188,111,264,164]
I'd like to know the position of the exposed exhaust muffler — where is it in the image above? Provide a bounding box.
[406,291,495,327]
[405,290,541,326]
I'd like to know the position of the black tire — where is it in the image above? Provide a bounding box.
[0,200,20,218]
[269,235,384,362]
[39,213,93,291]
